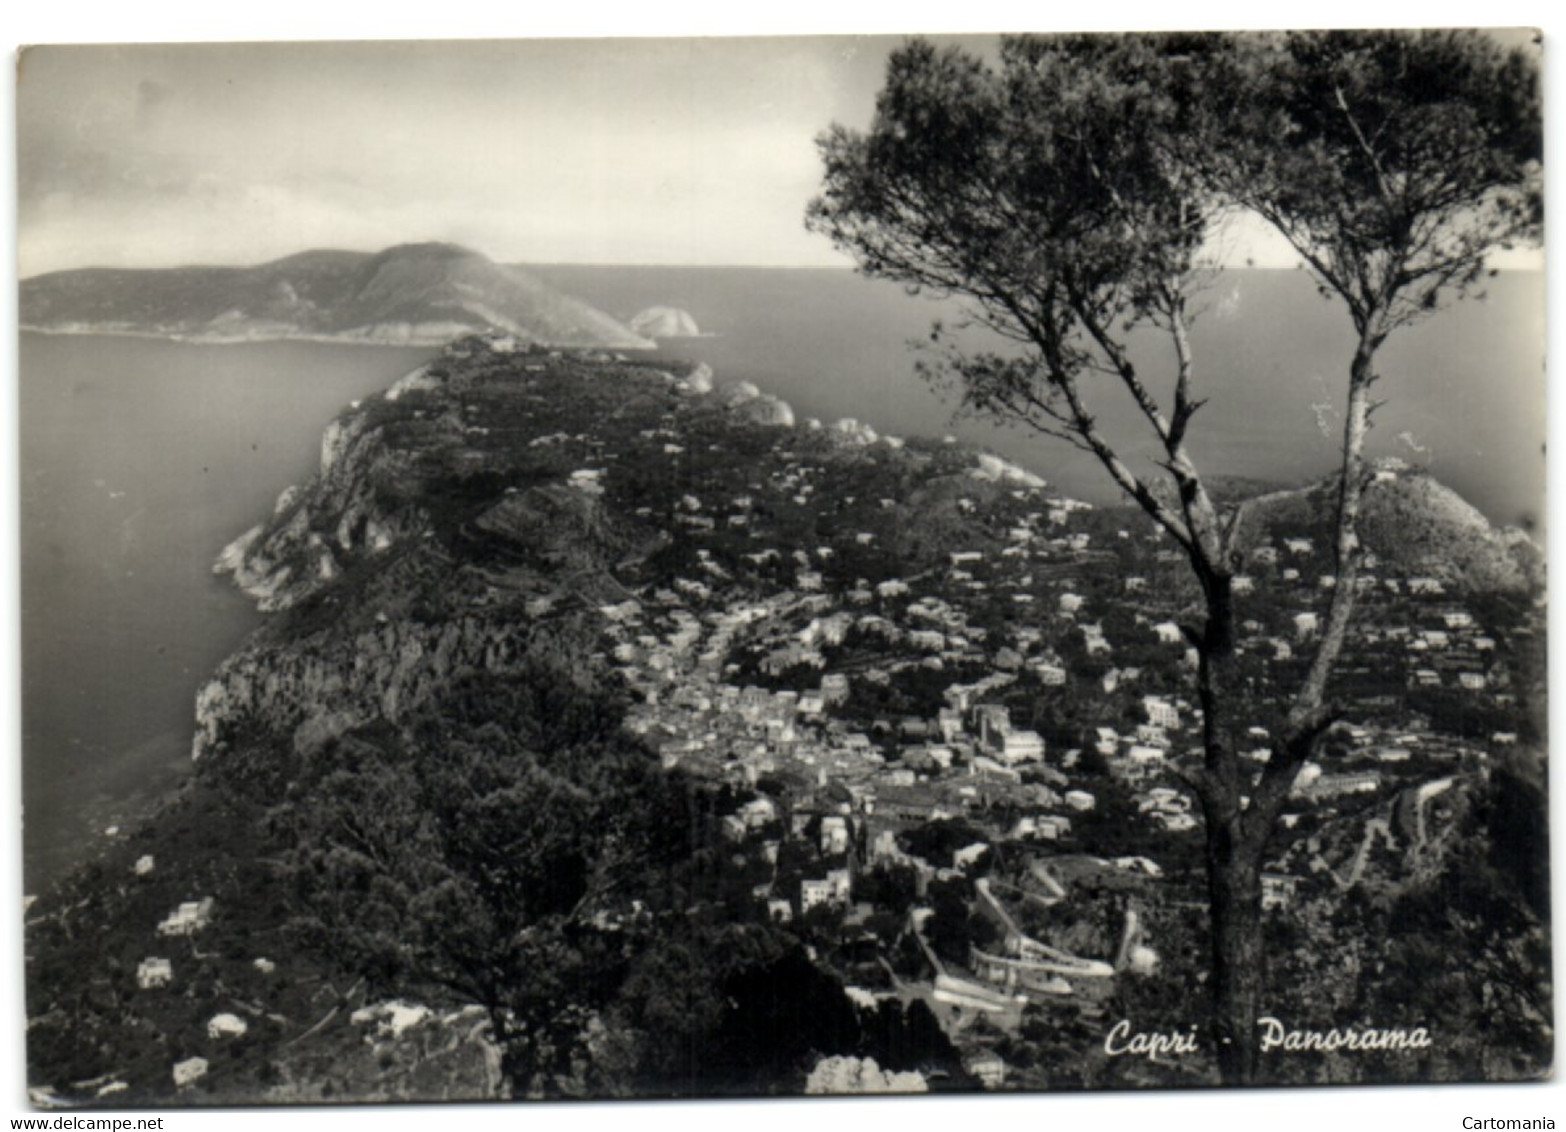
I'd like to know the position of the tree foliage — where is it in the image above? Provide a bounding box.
[278,635,967,1096]
[1206,31,1541,334]
[810,36,1221,549]
[285,657,690,1094]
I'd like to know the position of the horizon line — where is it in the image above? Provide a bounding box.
[22,251,1548,278]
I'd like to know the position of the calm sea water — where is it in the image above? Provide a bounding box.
[16,267,1543,890]
[19,334,435,891]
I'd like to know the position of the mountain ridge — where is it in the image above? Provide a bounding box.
[20,242,654,349]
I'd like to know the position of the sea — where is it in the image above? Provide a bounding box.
[18,336,436,892]
[16,267,1545,892]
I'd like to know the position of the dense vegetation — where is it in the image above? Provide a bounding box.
[29,614,967,1100]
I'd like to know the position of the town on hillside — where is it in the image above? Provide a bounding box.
[546,354,1546,1088]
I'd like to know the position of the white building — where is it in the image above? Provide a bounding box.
[801,879,839,911]
[207,1013,249,1040]
[172,1058,209,1088]
[821,815,851,855]
[1261,873,1301,910]
[157,898,214,937]
[136,957,173,989]
[1035,815,1073,840]
[1136,723,1170,748]
[954,842,990,869]
[1142,696,1180,730]
[1035,662,1067,686]
[998,730,1046,765]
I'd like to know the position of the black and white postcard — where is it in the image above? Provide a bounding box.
[13,26,1553,1112]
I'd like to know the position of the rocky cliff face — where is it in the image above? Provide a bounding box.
[194,334,800,770]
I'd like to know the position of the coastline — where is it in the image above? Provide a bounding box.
[18,324,661,350]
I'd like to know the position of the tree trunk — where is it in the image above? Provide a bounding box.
[1296,328,1378,710]
[1195,325,1384,1084]
[1192,571,1268,1084]
[1209,839,1264,1083]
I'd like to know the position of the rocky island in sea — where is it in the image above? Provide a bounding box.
[23,332,1549,1104]
[629,305,704,339]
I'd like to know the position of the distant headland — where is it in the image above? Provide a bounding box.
[19,242,655,350]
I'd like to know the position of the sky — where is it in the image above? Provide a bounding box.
[18,32,1543,276]
[17,37,913,274]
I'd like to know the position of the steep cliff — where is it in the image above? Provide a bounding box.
[191,335,828,777]
[197,339,677,764]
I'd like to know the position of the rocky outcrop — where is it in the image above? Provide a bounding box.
[196,334,681,764]
[681,363,715,394]
[805,1055,927,1094]
[1358,471,1542,594]
[971,452,1047,490]
[735,394,796,428]
[628,305,701,338]
[192,612,538,760]
[721,380,762,407]
[201,326,1013,770]
[830,418,880,446]
[261,1002,505,1104]
[384,364,443,401]
[717,381,795,427]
